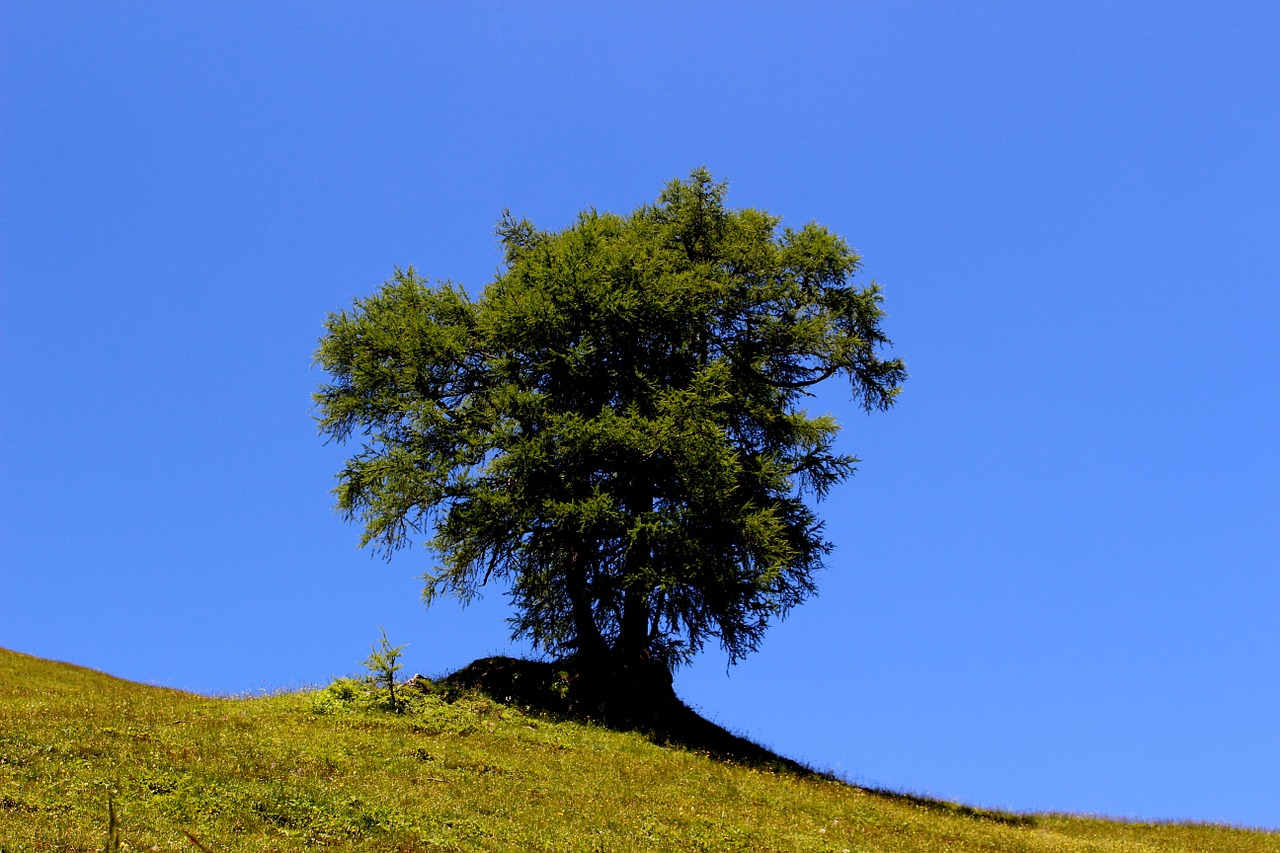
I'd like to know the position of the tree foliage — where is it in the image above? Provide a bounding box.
[315,170,905,678]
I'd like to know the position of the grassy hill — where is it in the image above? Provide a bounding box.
[1,648,1276,852]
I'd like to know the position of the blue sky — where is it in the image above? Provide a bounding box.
[3,1,1277,830]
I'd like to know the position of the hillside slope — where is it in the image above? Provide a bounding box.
[1,648,1275,852]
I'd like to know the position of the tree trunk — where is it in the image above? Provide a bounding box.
[617,583,649,664]
[566,545,607,663]
[615,480,655,664]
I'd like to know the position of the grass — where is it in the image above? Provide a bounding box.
[1,648,1277,852]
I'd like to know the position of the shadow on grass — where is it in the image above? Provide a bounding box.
[437,655,816,776]
[435,655,1037,829]
[861,789,1037,828]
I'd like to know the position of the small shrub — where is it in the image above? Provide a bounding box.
[309,678,370,715]
[361,628,408,713]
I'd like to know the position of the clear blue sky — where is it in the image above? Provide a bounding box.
[3,1,1277,830]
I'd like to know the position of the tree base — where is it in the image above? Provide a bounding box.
[438,655,817,776]
[439,654,676,726]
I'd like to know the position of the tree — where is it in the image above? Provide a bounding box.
[314,169,905,702]
[361,627,407,712]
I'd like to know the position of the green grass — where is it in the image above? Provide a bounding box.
[1,648,1276,852]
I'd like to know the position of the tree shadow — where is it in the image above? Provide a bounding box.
[435,655,822,778]
[432,656,1040,828]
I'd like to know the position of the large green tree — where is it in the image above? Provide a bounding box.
[315,169,905,692]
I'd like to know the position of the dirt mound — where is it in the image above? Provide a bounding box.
[440,655,818,777]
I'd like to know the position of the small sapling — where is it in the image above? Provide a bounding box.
[362,627,408,712]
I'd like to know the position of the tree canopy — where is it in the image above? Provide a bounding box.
[315,169,905,686]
